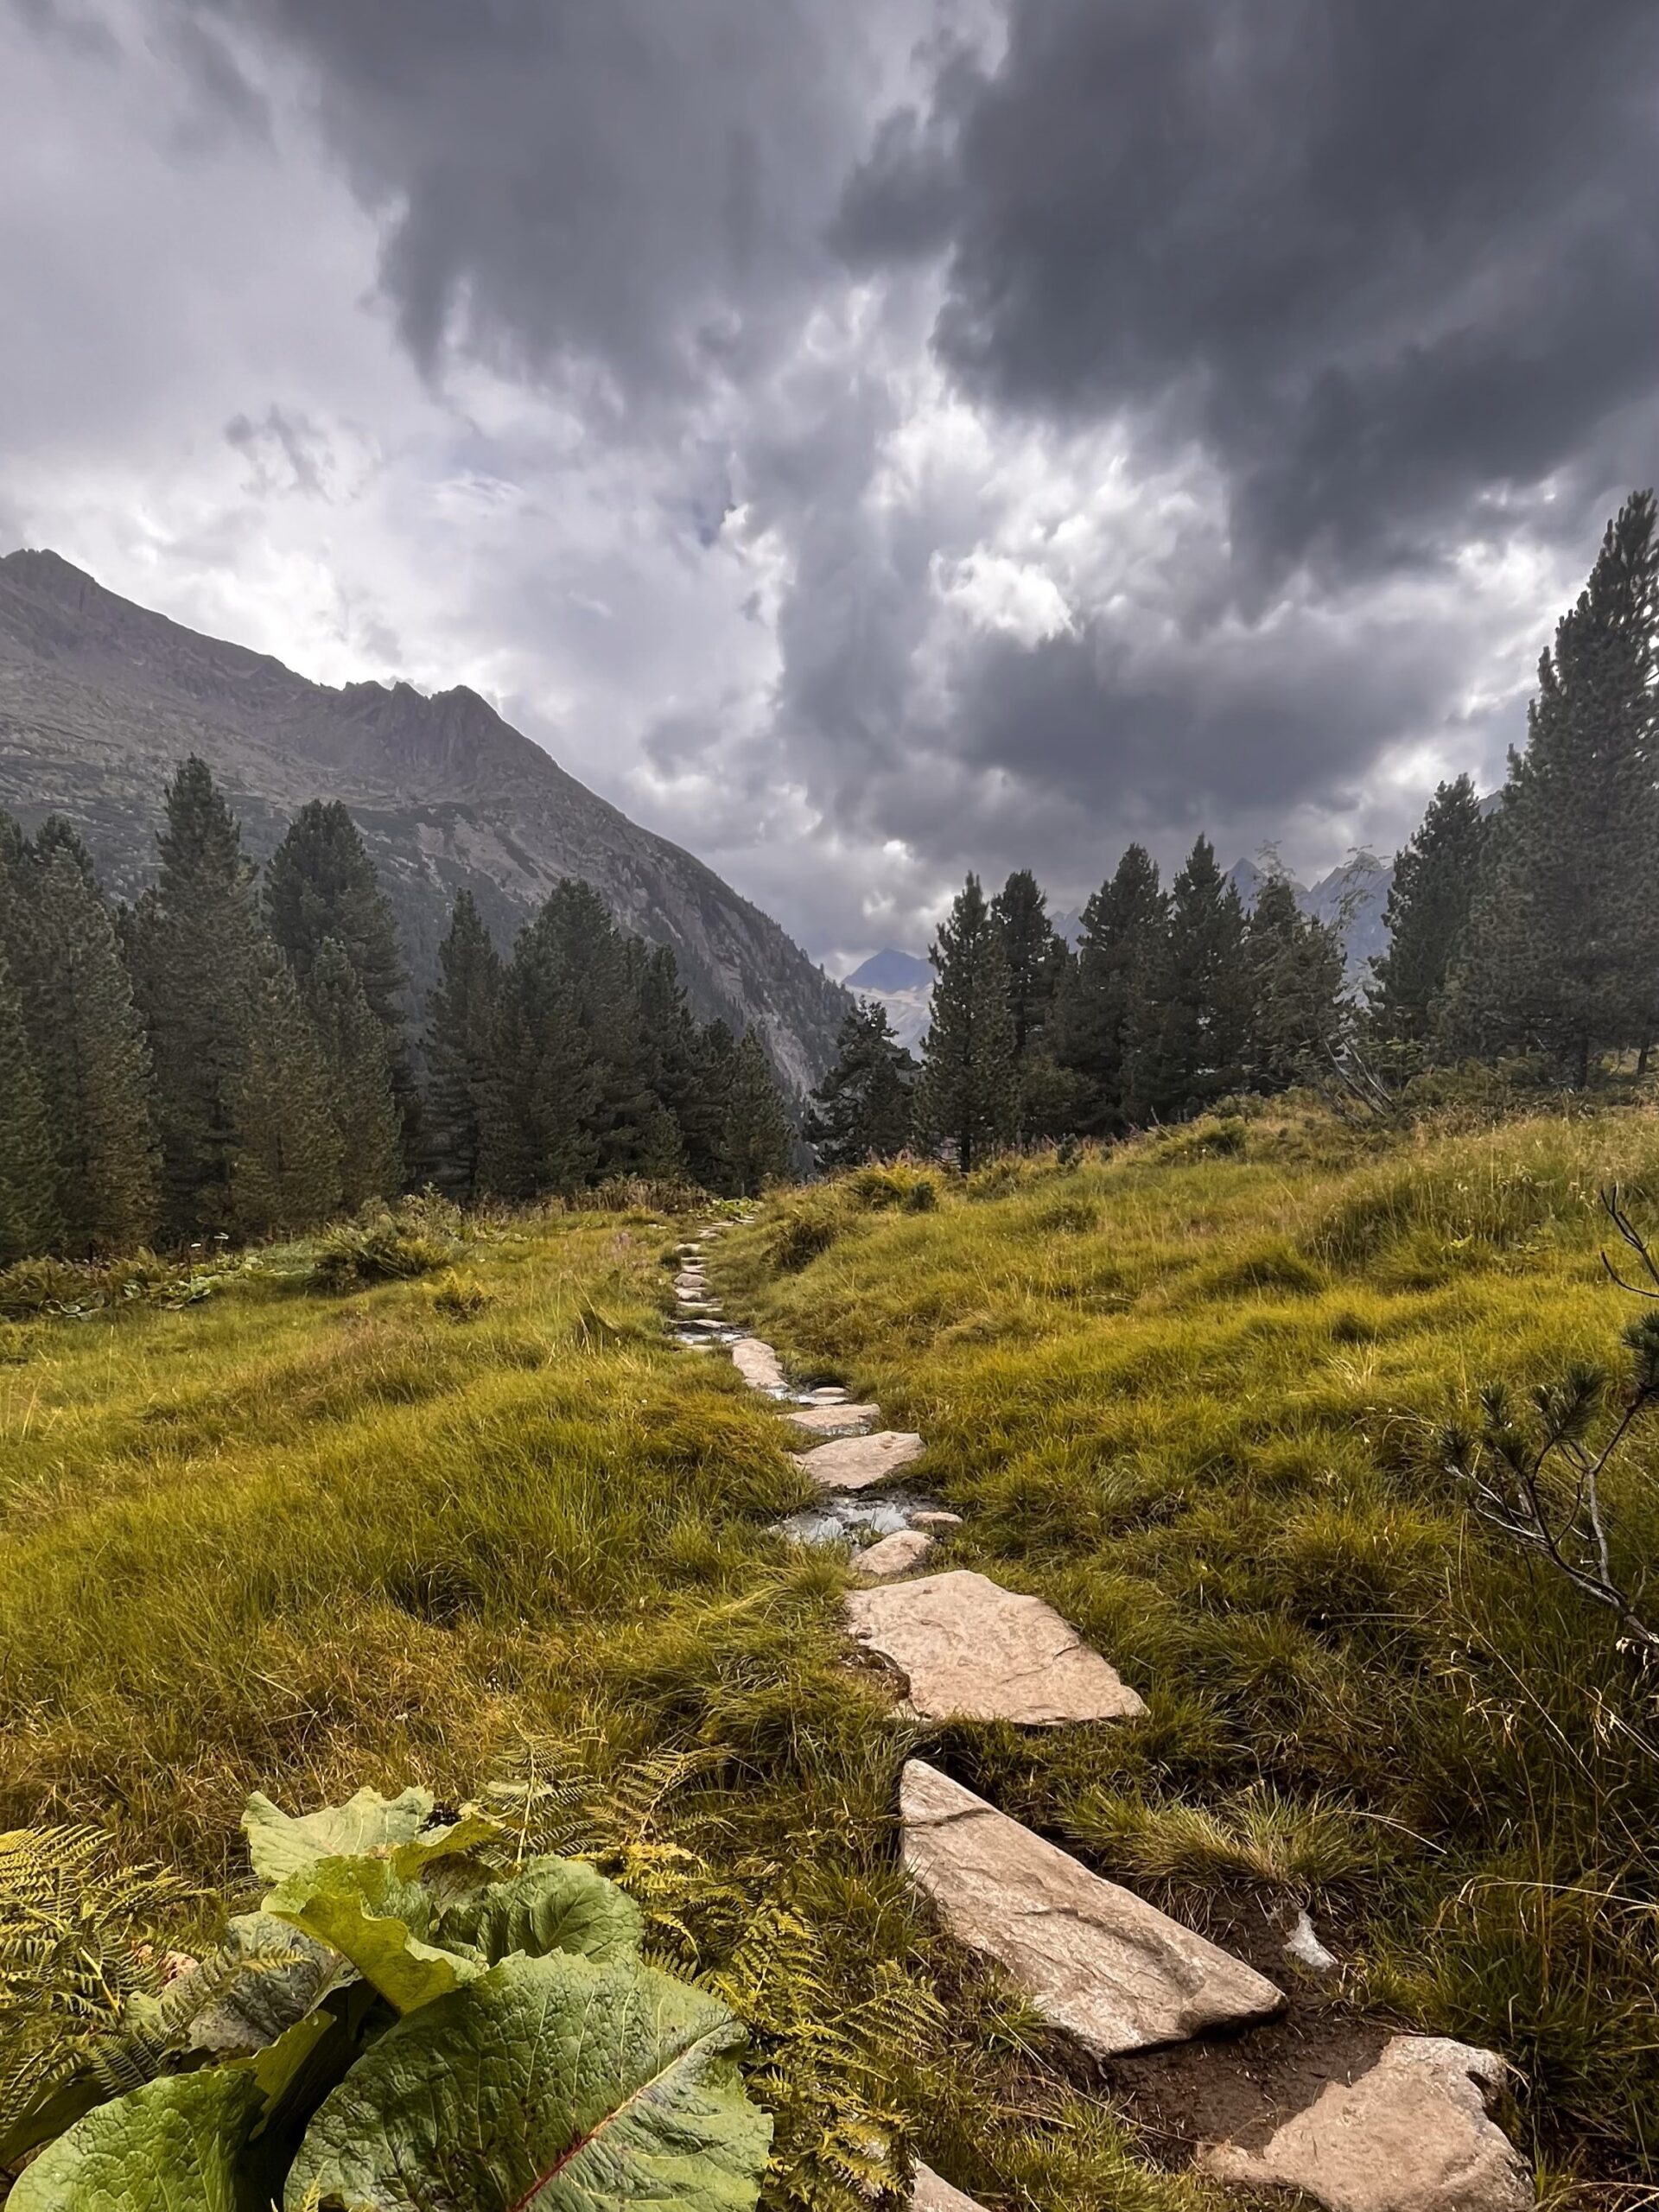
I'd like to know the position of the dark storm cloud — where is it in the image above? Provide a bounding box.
[839,0,1659,581]
[175,0,882,414]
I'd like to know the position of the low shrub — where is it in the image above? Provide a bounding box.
[766,1193,846,1271]
[428,1270,495,1321]
[307,1198,467,1291]
[845,1160,941,1212]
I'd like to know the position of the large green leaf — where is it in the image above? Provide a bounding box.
[244,1788,440,1886]
[285,1949,772,2212]
[186,1912,342,2057]
[6,2067,270,2212]
[437,1854,642,1967]
[264,1856,480,2014]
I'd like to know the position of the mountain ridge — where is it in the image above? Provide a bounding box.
[0,550,852,1090]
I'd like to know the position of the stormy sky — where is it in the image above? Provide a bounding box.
[3,0,1656,969]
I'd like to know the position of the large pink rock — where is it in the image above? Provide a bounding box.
[900,1761,1283,2057]
[844,1568,1145,1724]
[1198,2037,1530,2212]
[791,1430,925,1490]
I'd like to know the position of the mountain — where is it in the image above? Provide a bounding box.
[0,550,851,1090]
[845,947,931,994]
[1226,855,1393,982]
[842,946,934,1051]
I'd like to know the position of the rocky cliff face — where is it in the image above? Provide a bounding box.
[0,550,851,1090]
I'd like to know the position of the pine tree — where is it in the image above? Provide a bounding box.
[0,817,157,1253]
[1368,777,1488,1048]
[991,870,1067,1063]
[264,801,415,1160]
[1135,837,1251,1120]
[479,904,602,1198]
[1243,874,1347,1092]
[689,1021,741,1193]
[0,950,60,1264]
[720,1028,793,1195]
[1444,491,1659,1082]
[305,936,403,1211]
[423,892,503,1203]
[804,1001,916,1169]
[122,761,263,1240]
[914,874,1017,1171]
[1052,844,1167,1133]
[229,952,343,1237]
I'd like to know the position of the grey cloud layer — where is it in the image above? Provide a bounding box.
[10,0,1658,958]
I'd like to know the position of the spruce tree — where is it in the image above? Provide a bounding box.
[914,873,1017,1171]
[229,952,343,1238]
[720,1028,793,1195]
[0,950,61,1264]
[27,842,158,1253]
[1135,837,1251,1120]
[124,760,264,1240]
[306,935,403,1211]
[804,1001,916,1169]
[1368,777,1488,1048]
[479,904,602,1198]
[1444,491,1659,1082]
[264,801,415,1159]
[990,869,1067,1063]
[688,1021,741,1192]
[1052,843,1167,1133]
[423,891,503,1203]
[1243,874,1346,1092]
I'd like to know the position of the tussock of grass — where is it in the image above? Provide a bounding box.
[717,1099,1659,2183]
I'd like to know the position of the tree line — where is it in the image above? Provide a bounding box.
[811,488,1659,1171]
[0,759,791,1263]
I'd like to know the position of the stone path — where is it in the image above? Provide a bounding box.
[665,1222,1530,2212]
[846,1571,1147,1725]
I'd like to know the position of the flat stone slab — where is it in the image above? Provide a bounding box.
[845,1569,1146,1724]
[784,1402,879,1439]
[731,1337,786,1391]
[791,1431,925,1491]
[913,2165,986,2212]
[1198,2037,1529,2212]
[854,1529,936,1580]
[901,1762,1284,2056]
[806,1387,849,1403]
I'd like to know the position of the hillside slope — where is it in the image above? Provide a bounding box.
[0,550,850,1089]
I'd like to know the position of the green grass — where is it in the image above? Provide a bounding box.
[716,1101,1659,2187]
[6,1104,1659,2202]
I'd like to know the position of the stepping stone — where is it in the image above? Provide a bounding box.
[791,1431,925,1491]
[913,2165,986,2212]
[731,1337,786,1391]
[678,1317,728,1334]
[854,1529,936,1580]
[845,1569,1146,1724]
[901,1762,1283,2057]
[910,1510,963,1529]
[1198,2037,1529,2212]
[807,1387,850,1404]
[784,1402,880,1439]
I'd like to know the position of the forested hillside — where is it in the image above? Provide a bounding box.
[0,549,851,1090]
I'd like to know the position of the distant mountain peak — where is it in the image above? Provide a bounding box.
[845,946,931,994]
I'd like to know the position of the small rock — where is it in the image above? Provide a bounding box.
[806,1386,849,1402]
[909,1510,963,1529]
[792,1430,925,1491]
[785,1402,880,1439]
[854,1529,937,1579]
[1198,2037,1530,2212]
[901,1761,1284,2056]
[731,1337,786,1391]
[1283,1907,1338,1974]
[912,2164,987,2212]
[844,1568,1146,1724]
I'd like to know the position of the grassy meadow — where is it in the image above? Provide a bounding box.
[3,1103,1659,2203]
